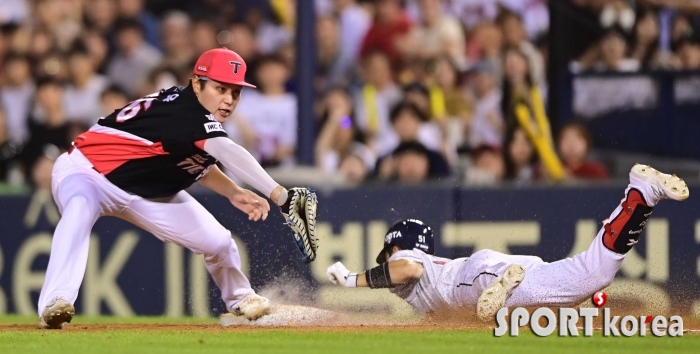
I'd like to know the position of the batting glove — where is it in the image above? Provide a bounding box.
[326,262,357,288]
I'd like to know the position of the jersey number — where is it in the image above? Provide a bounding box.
[116,94,158,122]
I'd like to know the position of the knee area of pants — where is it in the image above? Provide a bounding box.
[205,232,238,265]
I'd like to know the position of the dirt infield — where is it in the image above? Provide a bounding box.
[1,304,698,333]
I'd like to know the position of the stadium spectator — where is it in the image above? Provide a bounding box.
[315,87,374,185]
[138,66,179,98]
[316,15,356,92]
[464,144,506,185]
[378,101,442,158]
[80,30,110,73]
[557,122,609,180]
[355,51,402,149]
[469,61,504,149]
[191,19,220,57]
[448,0,499,31]
[466,23,504,82]
[498,0,549,40]
[504,126,537,183]
[227,55,297,167]
[0,107,22,182]
[100,85,129,117]
[21,78,71,175]
[630,9,661,69]
[378,141,450,183]
[405,0,467,69]
[107,18,162,97]
[118,0,162,50]
[252,5,294,55]
[433,55,473,150]
[31,144,59,191]
[670,14,694,52]
[360,0,413,68]
[498,11,546,88]
[0,0,29,26]
[84,0,118,35]
[501,47,534,125]
[676,38,700,70]
[0,53,33,143]
[334,0,371,60]
[573,27,640,73]
[64,45,110,127]
[160,11,194,74]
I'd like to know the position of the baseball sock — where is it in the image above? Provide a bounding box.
[602,187,653,254]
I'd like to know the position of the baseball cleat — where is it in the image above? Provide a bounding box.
[630,164,689,202]
[476,264,525,322]
[40,298,75,329]
[231,292,271,321]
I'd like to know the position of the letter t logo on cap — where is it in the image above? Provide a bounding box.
[229,61,242,74]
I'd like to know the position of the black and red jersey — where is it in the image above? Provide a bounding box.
[74,85,227,198]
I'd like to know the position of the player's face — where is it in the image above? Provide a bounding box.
[194,78,242,122]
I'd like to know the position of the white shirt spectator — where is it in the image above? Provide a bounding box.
[354,84,402,143]
[256,21,294,55]
[0,0,29,24]
[226,90,298,164]
[469,90,503,148]
[338,4,371,59]
[374,122,443,158]
[64,75,110,126]
[410,15,467,69]
[449,0,499,31]
[107,43,162,97]
[0,81,34,143]
[498,0,549,39]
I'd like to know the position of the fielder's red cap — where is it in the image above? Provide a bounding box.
[193,48,256,88]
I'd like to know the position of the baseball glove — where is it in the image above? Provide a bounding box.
[280,187,318,263]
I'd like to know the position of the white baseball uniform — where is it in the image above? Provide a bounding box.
[389,179,658,313]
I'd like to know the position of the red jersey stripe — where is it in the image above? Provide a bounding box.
[194,139,207,151]
[74,131,168,175]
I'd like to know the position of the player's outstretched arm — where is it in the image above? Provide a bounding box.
[198,165,270,221]
[201,137,288,206]
[326,260,423,288]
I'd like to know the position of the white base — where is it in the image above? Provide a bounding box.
[219,304,338,326]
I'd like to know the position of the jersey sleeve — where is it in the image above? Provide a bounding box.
[190,112,229,142]
[388,250,424,264]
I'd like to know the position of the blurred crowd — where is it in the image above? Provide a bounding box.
[0,0,697,191]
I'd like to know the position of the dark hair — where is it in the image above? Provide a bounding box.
[35,76,64,89]
[500,46,533,128]
[389,101,429,124]
[557,121,592,153]
[503,126,537,180]
[402,82,429,98]
[471,144,502,161]
[100,84,128,99]
[67,40,90,57]
[392,140,430,158]
[256,54,288,70]
[4,52,29,64]
[114,17,144,34]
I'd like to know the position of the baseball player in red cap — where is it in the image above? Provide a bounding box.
[37,48,308,328]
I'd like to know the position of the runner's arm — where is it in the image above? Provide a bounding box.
[327,259,424,288]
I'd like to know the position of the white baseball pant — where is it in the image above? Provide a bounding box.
[455,183,650,308]
[37,148,253,315]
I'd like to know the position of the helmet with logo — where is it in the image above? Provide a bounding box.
[375,219,434,264]
[193,48,256,88]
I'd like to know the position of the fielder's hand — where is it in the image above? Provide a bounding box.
[230,188,270,221]
[280,187,318,263]
[326,262,357,288]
